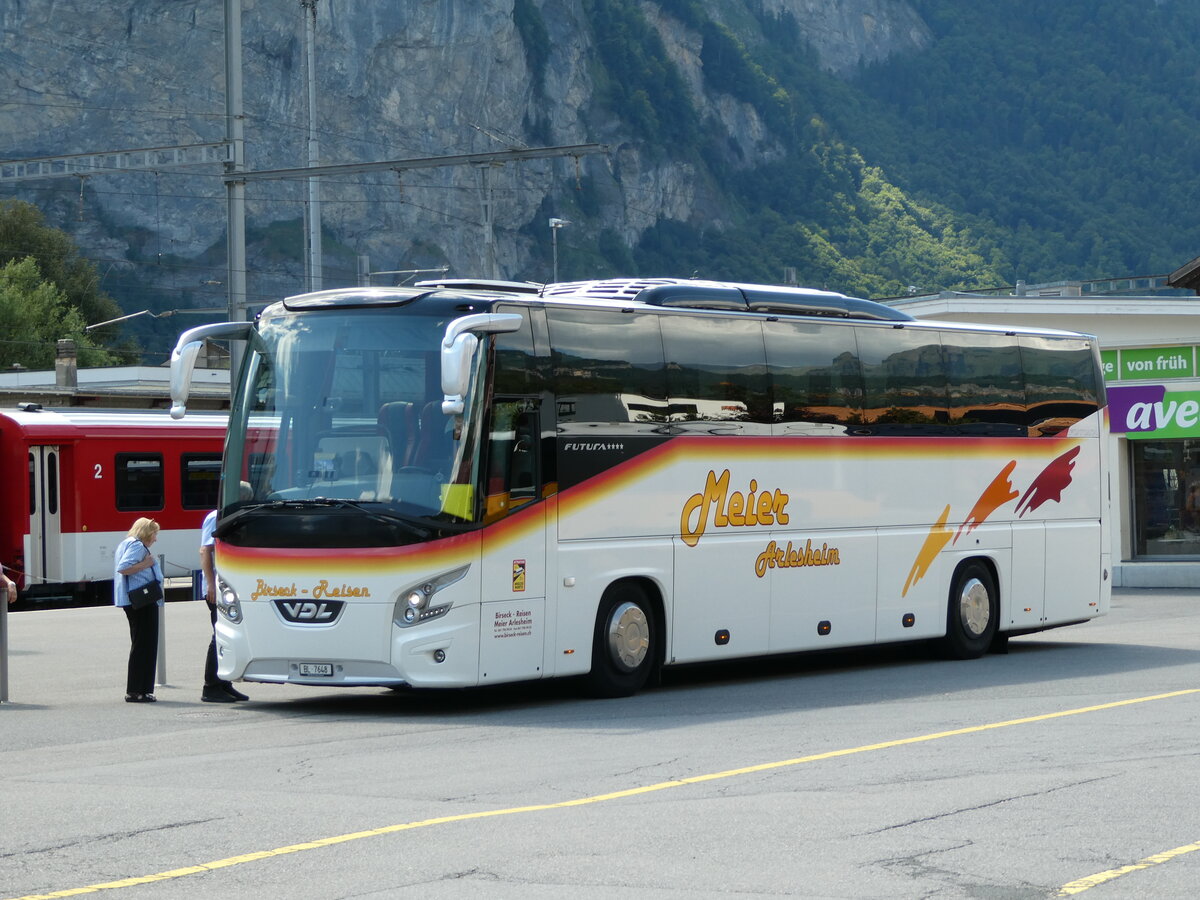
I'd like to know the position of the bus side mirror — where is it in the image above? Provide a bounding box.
[170,340,204,418]
[440,313,524,415]
[169,321,254,419]
[441,332,478,416]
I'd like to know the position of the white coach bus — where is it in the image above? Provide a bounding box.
[170,277,1109,697]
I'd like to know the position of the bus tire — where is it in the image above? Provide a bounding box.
[585,582,656,698]
[940,560,998,660]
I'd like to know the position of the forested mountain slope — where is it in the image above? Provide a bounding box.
[1,0,1196,349]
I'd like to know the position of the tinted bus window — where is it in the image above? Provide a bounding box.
[857,327,949,434]
[764,320,863,433]
[491,306,543,396]
[941,331,1027,436]
[116,454,164,511]
[1020,336,1101,436]
[661,315,770,428]
[181,453,222,510]
[547,307,667,426]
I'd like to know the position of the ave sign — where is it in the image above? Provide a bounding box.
[1108,385,1200,439]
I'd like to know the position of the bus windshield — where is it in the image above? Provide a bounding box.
[222,308,484,531]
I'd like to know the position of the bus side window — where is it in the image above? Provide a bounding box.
[857,327,950,435]
[547,307,668,429]
[661,315,771,430]
[1020,336,1101,436]
[485,400,540,523]
[764,320,864,434]
[941,331,1027,436]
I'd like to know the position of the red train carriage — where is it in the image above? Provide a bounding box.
[0,405,227,604]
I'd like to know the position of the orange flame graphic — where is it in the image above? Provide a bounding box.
[903,504,953,597]
[954,460,1019,544]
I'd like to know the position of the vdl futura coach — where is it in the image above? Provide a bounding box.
[170,277,1109,697]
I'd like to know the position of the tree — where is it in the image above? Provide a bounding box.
[0,257,116,369]
[0,199,122,330]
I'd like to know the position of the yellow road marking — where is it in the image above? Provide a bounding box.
[1058,840,1200,895]
[9,688,1198,900]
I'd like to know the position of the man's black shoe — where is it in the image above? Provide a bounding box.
[201,685,236,703]
[222,684,250,701]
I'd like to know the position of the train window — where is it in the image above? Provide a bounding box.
[46,451,58,515]
[181,454,222,510]
[116,453,164,511]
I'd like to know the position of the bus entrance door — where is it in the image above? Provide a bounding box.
[27,446,63,593]
[478,400,546,683]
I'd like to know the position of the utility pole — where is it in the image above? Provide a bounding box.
[549,217,569,282]
[224,0,248,386]
[476,163,498,280]
[301,0,322,291]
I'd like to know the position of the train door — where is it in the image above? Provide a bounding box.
[27,446,63,588]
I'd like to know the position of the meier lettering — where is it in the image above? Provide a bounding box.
[680,469,789,548]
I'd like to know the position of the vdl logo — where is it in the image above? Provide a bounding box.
[276,599,344,624]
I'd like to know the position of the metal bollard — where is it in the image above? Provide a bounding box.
[156,554,168,687]
[1,588,8,703]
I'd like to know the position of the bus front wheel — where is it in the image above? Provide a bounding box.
[940,561,998,660]
[585,583,656,698]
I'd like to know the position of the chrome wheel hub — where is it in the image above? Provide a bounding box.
[959,577,991,637]
[606,601,650,671]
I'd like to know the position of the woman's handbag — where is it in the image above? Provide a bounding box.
[127,578,163,609]
[126,541,162,609]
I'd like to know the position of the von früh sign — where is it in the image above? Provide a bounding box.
[1100,346,1197,382]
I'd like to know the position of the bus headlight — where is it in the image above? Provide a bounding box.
[216,580,242,624]
[393,568,468,629]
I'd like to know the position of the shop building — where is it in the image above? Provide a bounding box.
[890,273,1200,588]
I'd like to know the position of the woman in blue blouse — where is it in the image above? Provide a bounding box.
[114,517,163,703]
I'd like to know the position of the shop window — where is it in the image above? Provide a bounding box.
[1131,440,1200,558]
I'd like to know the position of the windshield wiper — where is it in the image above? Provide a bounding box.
[214,496,465,541]
[311,498,433,539]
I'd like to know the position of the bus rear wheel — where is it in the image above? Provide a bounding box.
[585,582,656,698]
[940,561,998,660]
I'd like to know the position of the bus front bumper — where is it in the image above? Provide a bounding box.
[215,602,482,688]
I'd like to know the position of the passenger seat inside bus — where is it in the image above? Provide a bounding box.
[378,401,416,468]
[411,401,452,473]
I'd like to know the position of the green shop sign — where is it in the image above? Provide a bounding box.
[1100,346,1196,383]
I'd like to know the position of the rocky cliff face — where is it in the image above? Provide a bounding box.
[0,0,930,313]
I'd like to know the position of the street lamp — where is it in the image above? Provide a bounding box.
[549,217,570,283]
